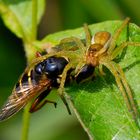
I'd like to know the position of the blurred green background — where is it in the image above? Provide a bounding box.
[0,0,140,140]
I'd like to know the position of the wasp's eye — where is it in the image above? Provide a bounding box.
[35,62,44,75]
[44,56,68,77]
[45,57,57,74]
[76,64,95,83]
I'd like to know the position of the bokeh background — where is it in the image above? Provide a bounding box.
[0,0,140,140]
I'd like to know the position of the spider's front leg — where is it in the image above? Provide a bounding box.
[107,17,130,54]
[98,65,106,76]
[58,63,74,115]
[83,24,92,47]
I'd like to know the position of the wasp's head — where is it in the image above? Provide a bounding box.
[35,56,68,78]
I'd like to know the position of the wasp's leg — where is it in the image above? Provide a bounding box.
[60,37,86,53]
[83,24,92,47]
[36,51,42,57]
[110,42,140,60]
[108,17,130,54]
[30,88,57,113]
[58,63,73,115]
[100,60,139,126]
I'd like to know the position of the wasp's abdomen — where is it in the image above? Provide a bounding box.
[75,64,95,83]
[15,70,38,95]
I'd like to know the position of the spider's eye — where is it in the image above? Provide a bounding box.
[44,56,68,77]
[76,64,95,83]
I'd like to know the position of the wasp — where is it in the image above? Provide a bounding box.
[0,18,140,126]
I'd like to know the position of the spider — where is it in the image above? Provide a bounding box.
[54,17,140,127]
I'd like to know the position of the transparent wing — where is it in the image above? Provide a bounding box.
[0,78,51,121]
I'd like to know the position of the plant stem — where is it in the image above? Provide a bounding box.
[32,0,38,41]
[21,1,39,140]
[21,102,32,140]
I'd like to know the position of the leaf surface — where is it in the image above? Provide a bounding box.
[42,20,140,140]
[0,0,45,41]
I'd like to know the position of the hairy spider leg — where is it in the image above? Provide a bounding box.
[58,63,75,115]
[109,41,140,123]
[110,42,140,60]
[114,62,139,117]
[108,17,130,54]
[60,36,87,75]
[98,65,106,76]
[100,60,137,120]
[83,24,92,47]
[27,51,75,71]
[74,24,92,75]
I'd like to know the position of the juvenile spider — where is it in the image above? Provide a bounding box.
[55,17,140,127]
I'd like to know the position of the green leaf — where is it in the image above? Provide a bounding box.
[42,20,140,139]
[0,0,45,41]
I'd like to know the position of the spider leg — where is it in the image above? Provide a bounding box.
[99,65,106,76]
[100,60,139,125]
[108,17,130,54]
[60,37,86,53]
[83,24,92,47]
[110,42,140,60]
[113,62,139,118]
[75,61,85,75]
[30,88,57,113]
[58,63,74,115]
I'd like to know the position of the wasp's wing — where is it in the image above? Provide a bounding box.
[0,76,52,121]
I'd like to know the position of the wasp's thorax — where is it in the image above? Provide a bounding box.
[35,56,68,78]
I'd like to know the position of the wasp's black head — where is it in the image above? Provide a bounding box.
[35,62,44,75]
[35,56,68,78]
[44,56,68,77]
[75,64,95,83]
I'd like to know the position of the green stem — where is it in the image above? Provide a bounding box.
[21,102,32,140]
[32,0,38,41]
[21,1,38,139]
